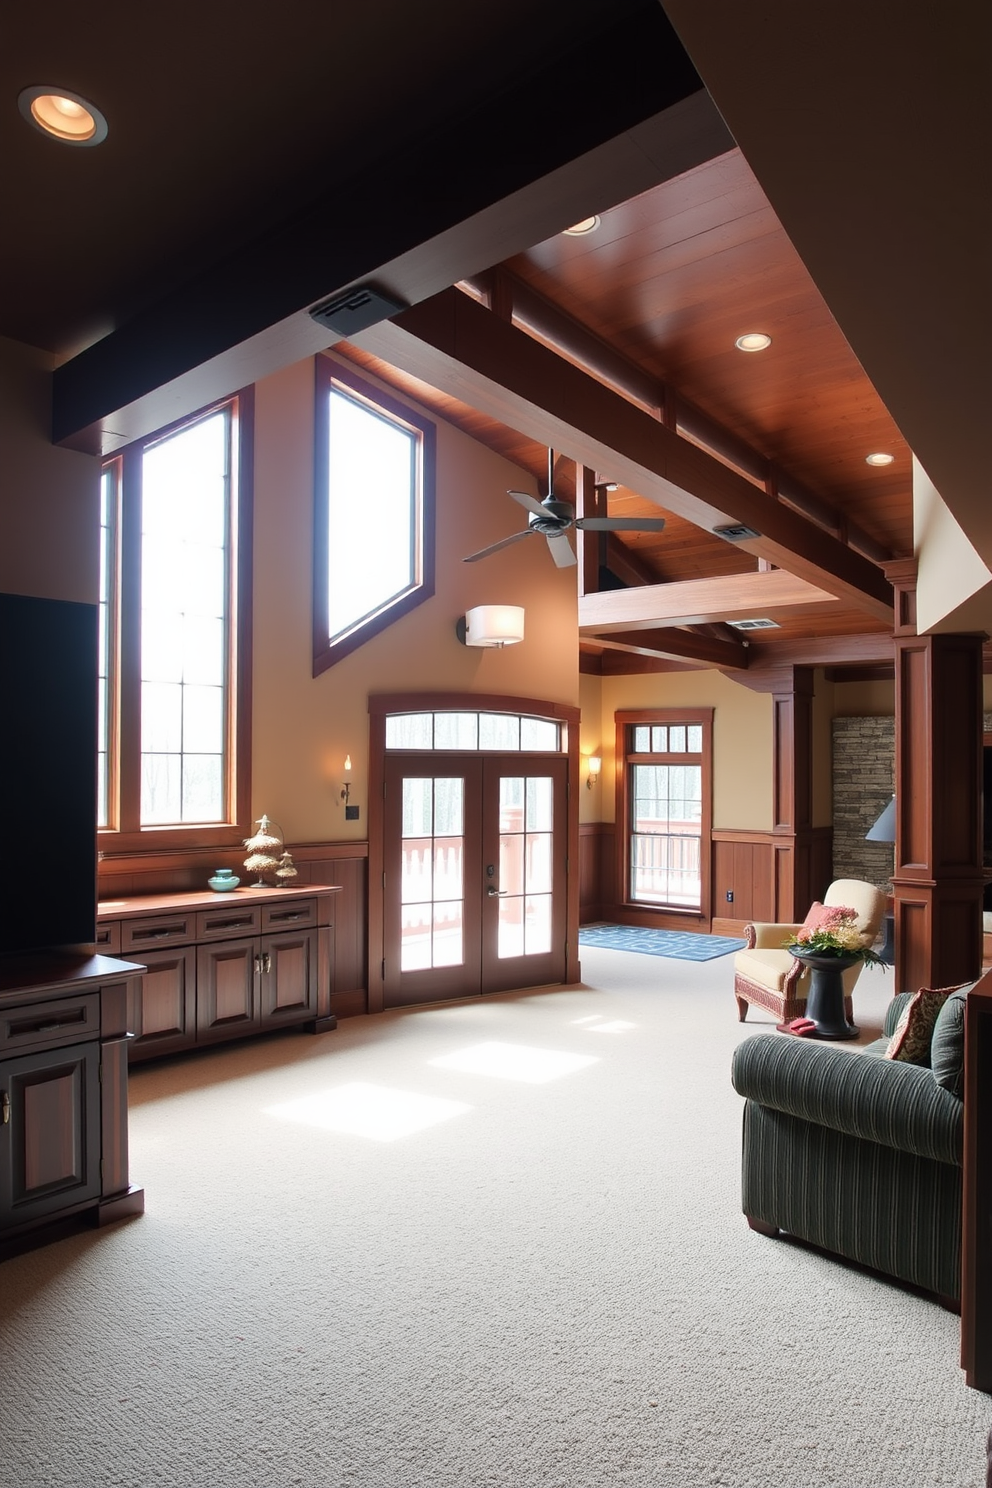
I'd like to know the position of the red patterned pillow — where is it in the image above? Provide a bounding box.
[800,902,857,935]
[885,986,965,1064]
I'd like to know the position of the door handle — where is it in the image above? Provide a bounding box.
[487,887,508,897]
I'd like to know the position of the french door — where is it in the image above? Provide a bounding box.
[382,753,568,1007]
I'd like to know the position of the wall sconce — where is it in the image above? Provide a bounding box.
[587,755,602,790]
[340,754,352,805]
[455,604,525,648]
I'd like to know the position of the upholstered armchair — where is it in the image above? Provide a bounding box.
[733,878,887,1027]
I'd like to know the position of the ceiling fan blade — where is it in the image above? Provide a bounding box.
[546,532,577,569]
[463,528,536,563]
[576,516,667,532]
[507,489,547,518]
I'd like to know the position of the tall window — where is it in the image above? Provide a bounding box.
[616,710,712,916]
[313,358,435,675]
[98,393,252,848]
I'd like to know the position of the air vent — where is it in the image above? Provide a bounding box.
[727,618,780,631]
[309,285,408,336]
[713,523,761,541]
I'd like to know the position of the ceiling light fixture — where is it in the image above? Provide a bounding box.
[18,86,108,145]
[865,452,895,467]
[735,332,772,352]
[563,216,601,236]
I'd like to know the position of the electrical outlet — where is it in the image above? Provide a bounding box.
[726,890,734,903]
[345,805,360,821]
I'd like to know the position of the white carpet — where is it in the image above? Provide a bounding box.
[1,951,988,1488]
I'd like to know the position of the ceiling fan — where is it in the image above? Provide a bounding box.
[463,449,666,569]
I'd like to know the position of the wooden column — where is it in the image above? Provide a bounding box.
[576,465,605,597]
[771,666,816,922]
[886,559,985,994]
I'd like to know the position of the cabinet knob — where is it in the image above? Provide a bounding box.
[1,1092,9,1125]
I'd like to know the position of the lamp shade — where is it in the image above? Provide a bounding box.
[866,795,896,843]
[461,605,525,648]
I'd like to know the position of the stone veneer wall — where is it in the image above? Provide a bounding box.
[832,716,895,888]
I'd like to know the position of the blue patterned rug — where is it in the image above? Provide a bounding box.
[578,924,746,961]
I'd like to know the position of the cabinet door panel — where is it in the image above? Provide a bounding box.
[260,929,317,1025]
[129,947,196,1061]
[0,1042,101,1227]
[197,938,259,1042]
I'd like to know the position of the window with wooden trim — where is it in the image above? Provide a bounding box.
[313,358,435,675]
[98,392,253,849]
[616,709,713,916]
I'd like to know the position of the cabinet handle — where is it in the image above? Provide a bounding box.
[269,910,306,922]
[9,1009,88,1037]
[133,924,186,940]
[253,953,262,976]
[208,917,253,930]
[262,951,272,974]
[1,1092,9,1125]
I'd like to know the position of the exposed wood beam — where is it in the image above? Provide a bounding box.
[467,265,890,565]
[745,633,895,668]
[356,288,894,621]
[53,15,731,453]
[579,570,839,632]
[595,628,748,668]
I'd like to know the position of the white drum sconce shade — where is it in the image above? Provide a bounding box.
[456,605,525,648]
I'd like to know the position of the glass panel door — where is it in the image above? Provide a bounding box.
[482,756,567,995]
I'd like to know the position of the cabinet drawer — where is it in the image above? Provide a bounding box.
[122,914,194,953]
[195,905,262,941]
[0,993,101,1056]
[261,898,316,932]
[96,921,122,955]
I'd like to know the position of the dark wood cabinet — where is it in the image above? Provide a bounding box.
[98,887,338,1061]
[0,952,145,1253]
[131,946,197,1056]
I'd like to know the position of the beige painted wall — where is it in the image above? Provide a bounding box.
[578,671,605,823]
[0,337,99,604]
[251,354,579,842]
[589,669,774,830]
[832,679,895,717]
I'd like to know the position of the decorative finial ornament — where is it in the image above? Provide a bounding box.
[243,815,284,886]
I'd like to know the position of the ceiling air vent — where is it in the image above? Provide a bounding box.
[727,618,780,631]
[309,285,408,336]
[713,523,761,540]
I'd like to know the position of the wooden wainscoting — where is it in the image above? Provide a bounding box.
[99,840,369,1017]
[579,822,616,924]
[711,827,833,937]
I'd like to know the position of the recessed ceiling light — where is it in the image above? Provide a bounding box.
[865,452,895,467]
[563,216,601,236]
[735,332,772,352]
[18,86,108,145]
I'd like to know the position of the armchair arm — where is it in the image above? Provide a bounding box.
[744,921,803,949]
[731,1034,963,1167]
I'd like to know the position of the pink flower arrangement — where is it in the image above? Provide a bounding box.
[785,904,883,966]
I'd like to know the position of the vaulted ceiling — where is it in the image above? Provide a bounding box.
[5,2,984,674]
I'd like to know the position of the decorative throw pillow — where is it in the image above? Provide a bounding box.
[929,987,972,1097]
[799,902,857,935]
[885,985,964,1065]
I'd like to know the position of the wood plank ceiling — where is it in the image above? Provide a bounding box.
[339,146,913,672]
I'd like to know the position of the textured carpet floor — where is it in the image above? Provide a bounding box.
[578,925,746,960]
[0,953,988,1488]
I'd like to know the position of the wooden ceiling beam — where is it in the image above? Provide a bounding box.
[356,288,894,621]
[467,265,891,565]
[744,633,895,668]
[595,628,748,668]
[579,569,839,632]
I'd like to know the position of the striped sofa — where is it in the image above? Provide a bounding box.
[731,993,965,1303]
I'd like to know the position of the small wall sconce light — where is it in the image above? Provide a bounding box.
[340,755,352,805]
[587,755,602,790]
[455,604,525,648]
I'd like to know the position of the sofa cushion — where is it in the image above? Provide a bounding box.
[930,988,970,1098]
[885,984,968,1065]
